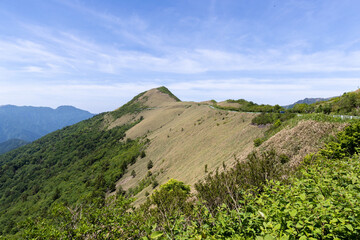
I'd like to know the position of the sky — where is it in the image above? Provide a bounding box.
[0,0,360,113]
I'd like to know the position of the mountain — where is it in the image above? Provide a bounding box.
[283,97,332,109]
[0,86,357,238]
[0,105,94,143]
[0,139,28,155]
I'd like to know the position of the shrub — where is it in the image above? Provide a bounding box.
[253,138,264,147]
[152,180,159,189]
[147,160,153,170]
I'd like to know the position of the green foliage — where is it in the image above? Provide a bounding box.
[195,149,286,214]
[131,170,136,178]
[214,99,284,113]
[0,102,147,235]
[142,179,193,238]
[127,172,159,197]
[156,86,181,102]
[254,138,265,147]
[152,180,159,189]
[252,112,296,125]
[320,121,360,159]
[290,90,360,116]
[147,160,153,170]
[110,90,147,119]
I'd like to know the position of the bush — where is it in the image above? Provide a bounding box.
[253,138,265,147]
[152,180,159,189]
[147,160,153,170]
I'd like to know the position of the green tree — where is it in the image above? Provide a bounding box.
[147,160,153,170]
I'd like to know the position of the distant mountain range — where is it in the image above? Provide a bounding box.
[0,105,94,146]
[0,139,29,155]
[283,97,333,109]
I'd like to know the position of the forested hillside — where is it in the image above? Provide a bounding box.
[288,90,360,115]
[0,90,150,236]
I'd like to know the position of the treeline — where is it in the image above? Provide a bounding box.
[289,91,360,115]
[214,99,284,113]
[21,121,360,239]
[217,90,360,116]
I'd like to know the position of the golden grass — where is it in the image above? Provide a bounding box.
[108,89,347,205]
[260,120,347,168]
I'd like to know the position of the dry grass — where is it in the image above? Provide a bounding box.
[107,89,347,205]
[217,101,241,108]
[114,101,265,205]
[260,120,347,169]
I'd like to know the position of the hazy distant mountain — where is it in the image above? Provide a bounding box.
[0,105,94,143]
[284,97,332,109]
[0,138,28,155]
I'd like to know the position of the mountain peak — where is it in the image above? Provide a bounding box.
[135,86,181,108]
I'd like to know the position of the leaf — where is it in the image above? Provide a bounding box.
[289,209,297,218]
[299,193,306,201]
[345,224,354,232]
[264,234,274,240]
[150,231,164,239]
[259,211,266,218]
[273,223,281,231]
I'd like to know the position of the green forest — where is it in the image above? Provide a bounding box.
[0,92,149,237]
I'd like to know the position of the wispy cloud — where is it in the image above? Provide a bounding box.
[0,0,359,112]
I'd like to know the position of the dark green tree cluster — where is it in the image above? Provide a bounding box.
[214,99,284,113]
[251,112,296,125]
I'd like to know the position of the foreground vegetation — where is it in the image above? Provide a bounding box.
[20,121,360,239]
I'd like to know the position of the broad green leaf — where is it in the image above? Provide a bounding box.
[289,209,297,217]
[150,231,164,239]
[299,193,306,201]
[345,224,354,231]
[264,234,274,240]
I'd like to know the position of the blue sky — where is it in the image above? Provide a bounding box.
[0,0,359,113]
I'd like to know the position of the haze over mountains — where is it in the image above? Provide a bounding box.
[0,105,93,153]
[283,97,333,109]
